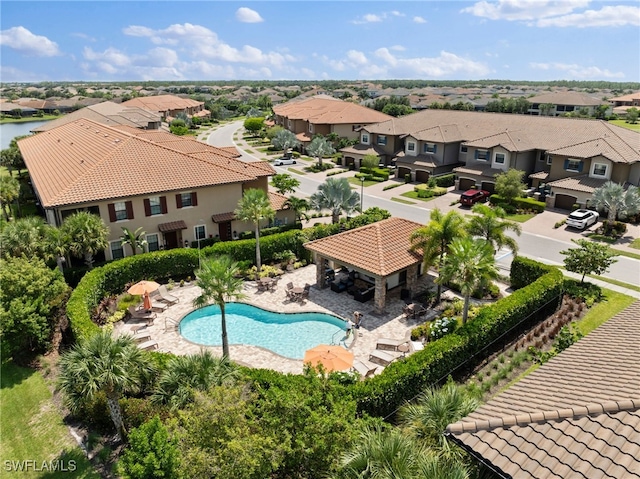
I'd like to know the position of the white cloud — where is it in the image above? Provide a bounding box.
[236,7,264,23]
[529,62,625,79]
[71,32,96,42]
[0,26,61,57]
[345,50,369,66]
[352,11,405,24]
[535,5,640,27]
[0,65,48,82]
[374,48,491,78]
[413,16,427,24]
[390,45,406,51]
[461,0,590,21]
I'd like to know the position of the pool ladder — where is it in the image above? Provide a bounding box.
[331,329,344,346]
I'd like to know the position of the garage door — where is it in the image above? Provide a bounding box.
[554,193,577,210]
[345,156,355,167]
[416,170,430,183]
[458,178,475,191]
[397,167,411,180]
[481,182,495,194]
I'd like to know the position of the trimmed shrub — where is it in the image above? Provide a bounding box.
[431,173,456,188]
[510,255,555,290]
[490,194,546,213]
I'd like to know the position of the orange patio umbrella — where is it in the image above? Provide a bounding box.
[127,280,160,296]
[304,345,354,372]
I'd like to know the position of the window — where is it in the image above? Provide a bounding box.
[407,142,415,152]
[176,192,198,209]
[564,159,583,172]
[475,149,489,161]
[108,201,132,222]
[361,133,369,144]
[287,120,292,128]
[423,143,437,154]
[592,163,607,177]
[547,155,553,165]
[113,202,128,221]
[110,240,124,260]
[194,225,206,242]
[308,123,314,133]
[149,197,162,215]
[460,145,468,153]
[146,234,159,252]
[377,135,387,146]
[144,196,166,216]
[494,153,505,164]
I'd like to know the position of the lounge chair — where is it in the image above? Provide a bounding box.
[127,306,157,324]
[376,337,409,351]
[132,331,151,343]
[137,340,158,351]
[157,285,179,305]
[369,349,401,366]
[352,360,377,379]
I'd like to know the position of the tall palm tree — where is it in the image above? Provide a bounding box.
[0,216,48,258]
[410,209,466,304]
[437,237,498,324]
[57,330,154,439]
[234,188,275,270]
[0,175,20,221]
[309,177,360,224]
[400,382,479,461]
[592,181,640,221]
[468,204,521,254]
[151,351,239,409]
[285,196,310,224]
[120,226,147,255]
[44,225,70,272]
[61,211,109,268]
[306,136,336,167]
[193,256,247,359]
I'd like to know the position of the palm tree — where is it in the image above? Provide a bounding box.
[57,330,154,439]
[234,188,275,270]
[400,382,479,461]
[437,237,498,324]
[151,351,239,409]
[306,136,336,167]
[44,225,70,272]
[592,181,640,222]
[309,177,360,224]
[271,129,300,156]
[0,175,20,221]
[410,209,466,304]
[120,226,147,255]
[61,211,109,268]
[0,216,48,258]
[285,196,310,224]
[193,256,247,359]
[468,204,521,254]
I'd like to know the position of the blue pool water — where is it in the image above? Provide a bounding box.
[179,303,347,359]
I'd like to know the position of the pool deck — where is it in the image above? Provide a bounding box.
[114,265,438,375]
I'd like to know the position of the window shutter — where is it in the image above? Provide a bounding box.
[191,192,198,206]
[144,199,151,216]
[160,196,167,214]
[125,201,134,220]
[578,162,584,173]
[108,203,116,222]
[475,150,479,159]
[176,194,182,209]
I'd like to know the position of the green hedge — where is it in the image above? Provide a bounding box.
[510,256,555,290]
[431,173,455,188]
[351,264,563,417]
[490,194,546,213]
[360,167,390,181]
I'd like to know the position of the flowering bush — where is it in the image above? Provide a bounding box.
[429,316,457,341]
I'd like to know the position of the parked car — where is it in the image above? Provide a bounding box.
[273,157,297,166]
[460,189,490,206]
[566,209,598,229]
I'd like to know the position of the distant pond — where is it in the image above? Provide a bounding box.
[0,121,49,149]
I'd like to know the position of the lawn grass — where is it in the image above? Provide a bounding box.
[0,115,61,124]
[0,361,99,478]
[347,177,378,188]
[608,119,640,132]
[391,197,417,205]
[400,190,440,202]
[574,289,636,336]
[631,238,640,250]
[584,274,640,293]
[287,168,306,175]
[505,213,536,223]
[609,248,640,261]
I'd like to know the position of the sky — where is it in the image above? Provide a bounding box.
[1,1,639,83]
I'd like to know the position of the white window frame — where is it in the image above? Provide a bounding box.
[377,135,387,146]
[113,202,128,221]
[361,133,370,144]
[194,225,206,242]
[110,240,124,260]
[407,141,416,152]
[566,159,581,172]
[423,143,436,154]
[149,196,162,216]
[476,149,489,161]
[494,153,505,164]
[308,123,314,133]
[546,155,553,165]
[180,192,193,208]
[592,162,608,177]
[146,233,159,252]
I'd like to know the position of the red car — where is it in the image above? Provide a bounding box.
[460,189,490,206]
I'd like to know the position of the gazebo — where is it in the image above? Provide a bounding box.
[304,217,424,314]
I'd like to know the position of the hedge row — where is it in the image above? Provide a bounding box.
[510,256,555,290]
[360,166,390,181]
[351,262,564,417]
[490,194,546,213]
[431,173,456,188]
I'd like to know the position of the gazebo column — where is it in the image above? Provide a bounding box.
[315,253,326,289]
[406,264,418,295]
[374,276,386,314]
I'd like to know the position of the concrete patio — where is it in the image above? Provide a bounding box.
[114,265,438,375]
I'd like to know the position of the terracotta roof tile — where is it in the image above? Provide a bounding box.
[267,191,289,211]
[547,175,607,193]
[211,212,235,223]
[121,94,203,113]
[158,220,187,232]
[447,301,640,479]
[304,217,423,277]
[273,96,392,125]
[453,165,504,179]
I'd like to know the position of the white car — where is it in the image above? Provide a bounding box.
[273,157,297,166]
[566,209,598,229]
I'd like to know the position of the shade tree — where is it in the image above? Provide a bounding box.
[560,239,618,283]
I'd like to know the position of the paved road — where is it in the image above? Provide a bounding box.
[206,122,640,289]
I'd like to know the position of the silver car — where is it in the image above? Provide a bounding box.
[566,209,598,229]
[273,157,297,166]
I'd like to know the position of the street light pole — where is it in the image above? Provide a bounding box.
[360,177,365,212]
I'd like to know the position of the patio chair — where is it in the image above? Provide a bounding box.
[352,360,378,379]
[369,349,400,366]
[157,285,179,305]
[132,331,151,343]
[286,282,294,290]
[376,337,409,351]
[127,306,157,325]
[137,340,159,351]
[298,285,310,302]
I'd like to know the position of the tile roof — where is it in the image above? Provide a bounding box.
[304,217,423,277]
[339,143,387,156]
[267,191,290,211]
[18,119,274,208]
[529,171,550,180]
[273,96,392,125]
[121,94,204,113]
[32,101,161,132]
[157,220,187,233]
[547,174,607,193]
[608,91,640,102]
[395,152,438,168]
[527,91,604,106]
[211,212,235,223]
[447,301,640,479]
[453,165,505,179]
[362,110,639,164]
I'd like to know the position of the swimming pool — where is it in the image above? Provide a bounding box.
[179,302,347,359]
